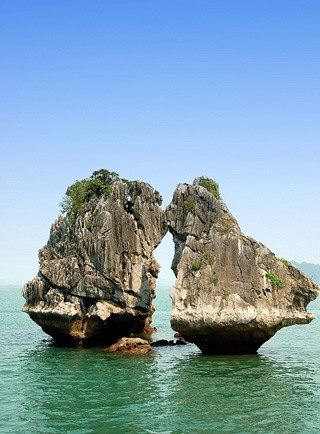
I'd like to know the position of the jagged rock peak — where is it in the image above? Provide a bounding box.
[23,169,168,346]
[166,176,319,354]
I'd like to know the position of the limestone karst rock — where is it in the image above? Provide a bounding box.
[23,171,167,345]
[166,177,319,354]
[106,337,153,354]
[23,171,319,354]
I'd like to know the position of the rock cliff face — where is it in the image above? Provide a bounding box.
[23,176,167,346]
[166,177,319,354]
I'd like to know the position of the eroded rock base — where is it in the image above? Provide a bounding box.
[183,329,274,355]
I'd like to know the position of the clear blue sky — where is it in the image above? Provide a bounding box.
[1,0,319,284]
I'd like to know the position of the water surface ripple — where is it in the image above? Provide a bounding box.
[1,286,320,433]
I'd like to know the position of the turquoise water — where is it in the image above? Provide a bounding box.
[1,285,320,433]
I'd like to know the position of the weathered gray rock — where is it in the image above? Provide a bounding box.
[166,177,319,354]
[23,178,167,346]
[23,171,319,354]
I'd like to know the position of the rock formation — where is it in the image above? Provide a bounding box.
[23,170,319,354]
[166,177,319,354]
[23,171,167,346]
[106,337,152,354]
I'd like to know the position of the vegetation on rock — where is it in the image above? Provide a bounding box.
[60,169,132,215]
[198,177,221,200]
[183,197,196,213]
[191,257,203,272]
[216,215,235,234]
[266,272,284,289]
[209,273,219,286]
[276,257,288,265]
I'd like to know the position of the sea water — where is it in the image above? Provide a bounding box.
[1,285,320,433]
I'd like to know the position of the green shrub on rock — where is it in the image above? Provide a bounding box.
[183,197,196,213]
[266,272,284,289]
[60,169,130,215]
[191,257,203,272]
[198,177,221,200]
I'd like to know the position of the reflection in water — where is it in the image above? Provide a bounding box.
[163,352,319,433]
[16,343,320,434]
[19,347,156,433]
[2,288,320,433]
